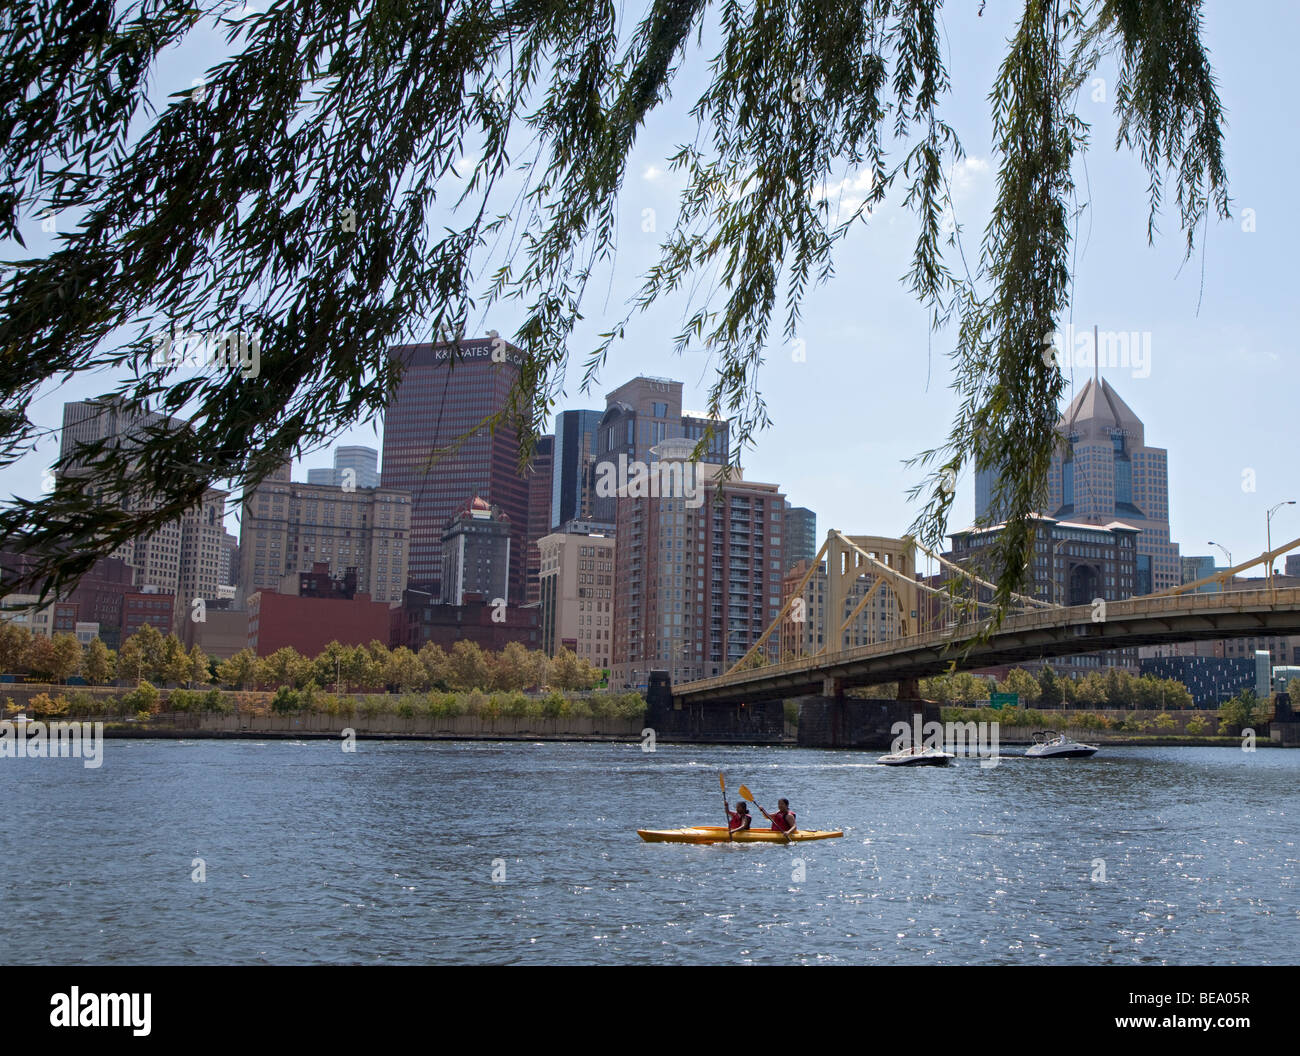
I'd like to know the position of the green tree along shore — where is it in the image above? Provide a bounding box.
[2,622,645,722]
[1,617,1277,738]
[918,666,1197,709]
[0,621,604,693]
[6,684,646,724]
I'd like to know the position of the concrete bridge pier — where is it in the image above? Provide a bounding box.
[796,676,940,750]
[647,671,786,742]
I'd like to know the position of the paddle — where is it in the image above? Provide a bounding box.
[737,784,792,844]
[719,772,733,841]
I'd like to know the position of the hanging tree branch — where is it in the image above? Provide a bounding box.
[0,0,1229,610]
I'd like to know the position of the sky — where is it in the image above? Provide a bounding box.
[4,1,1297,574]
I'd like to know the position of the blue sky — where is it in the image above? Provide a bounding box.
[4,2,1297,574]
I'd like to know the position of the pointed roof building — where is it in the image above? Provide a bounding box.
[1048,376,1180,595]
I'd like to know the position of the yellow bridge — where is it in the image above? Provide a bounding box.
[672,530,1300,708]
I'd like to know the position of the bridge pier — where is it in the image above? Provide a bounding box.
[796,678,941,750]
[647,671,786,743]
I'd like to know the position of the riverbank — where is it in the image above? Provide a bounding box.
[94,712,646,741]
[71,714,1283,748]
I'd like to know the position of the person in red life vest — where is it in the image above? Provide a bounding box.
[768,799,797,833]
[726,800,751,832]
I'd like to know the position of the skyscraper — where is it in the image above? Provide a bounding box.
[524,434,554,605]
[59,398,230,627]
[782,503,817,569]
[380,338,530,601]
[550,409,603,529]
[175,488,230,624]
[307,446,380,489]
[973,464,1009,525]
[592,377,729,523]
[1047,377,1180,594]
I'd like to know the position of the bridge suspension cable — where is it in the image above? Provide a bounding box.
[906,536,1056,609]
[1152,535,1300,597]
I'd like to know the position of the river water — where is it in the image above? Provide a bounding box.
[2,739,1296,965]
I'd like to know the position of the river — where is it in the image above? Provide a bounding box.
[3,739,1296,964]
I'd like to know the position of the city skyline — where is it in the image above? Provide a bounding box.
[1,6,1294,598]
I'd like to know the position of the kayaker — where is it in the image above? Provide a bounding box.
[727,800,752,832]
[768,799,797,834]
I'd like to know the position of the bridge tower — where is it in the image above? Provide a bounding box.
[824,532,923,701]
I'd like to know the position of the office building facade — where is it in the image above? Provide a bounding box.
[238,477,411,605]
[380,339,530,601]
[1047,378,1180,595]
[550,409,604,529]
[948,514,1140,674]
[439,497,512,606]
[782,504,817,570]
[779,557,901,658]
[307,445,380,490]
[524,435,554,605]
[538,526,615,671]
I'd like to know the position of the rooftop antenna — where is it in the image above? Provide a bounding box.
[1094,323,1099,385]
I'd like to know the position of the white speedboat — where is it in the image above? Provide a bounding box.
[877,744,954,767]
[1025,730,1098,758]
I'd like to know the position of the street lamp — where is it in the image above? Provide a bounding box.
[1208,541,1232,593]
[1266,501,1296,593]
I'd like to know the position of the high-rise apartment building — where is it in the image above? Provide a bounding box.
[1047,378,1180,594]
[611,457,784,688]
[239,477,411,605]
[538,525,615,671]
[380,339,530,601]
[307,445,380,489]
[524,435,553,605]
[592,377,728,523]
[550,409,604,529]
[440,497,512,606]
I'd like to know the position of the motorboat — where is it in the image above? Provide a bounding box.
[877,744,954,767]
[1025,730,1098,758]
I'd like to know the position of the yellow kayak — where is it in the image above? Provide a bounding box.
[637,825,843,844]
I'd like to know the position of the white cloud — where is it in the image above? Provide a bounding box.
[812,168,878,220]
[948,156,990,197]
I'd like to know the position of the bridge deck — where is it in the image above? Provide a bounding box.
[674,586,1300,704]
